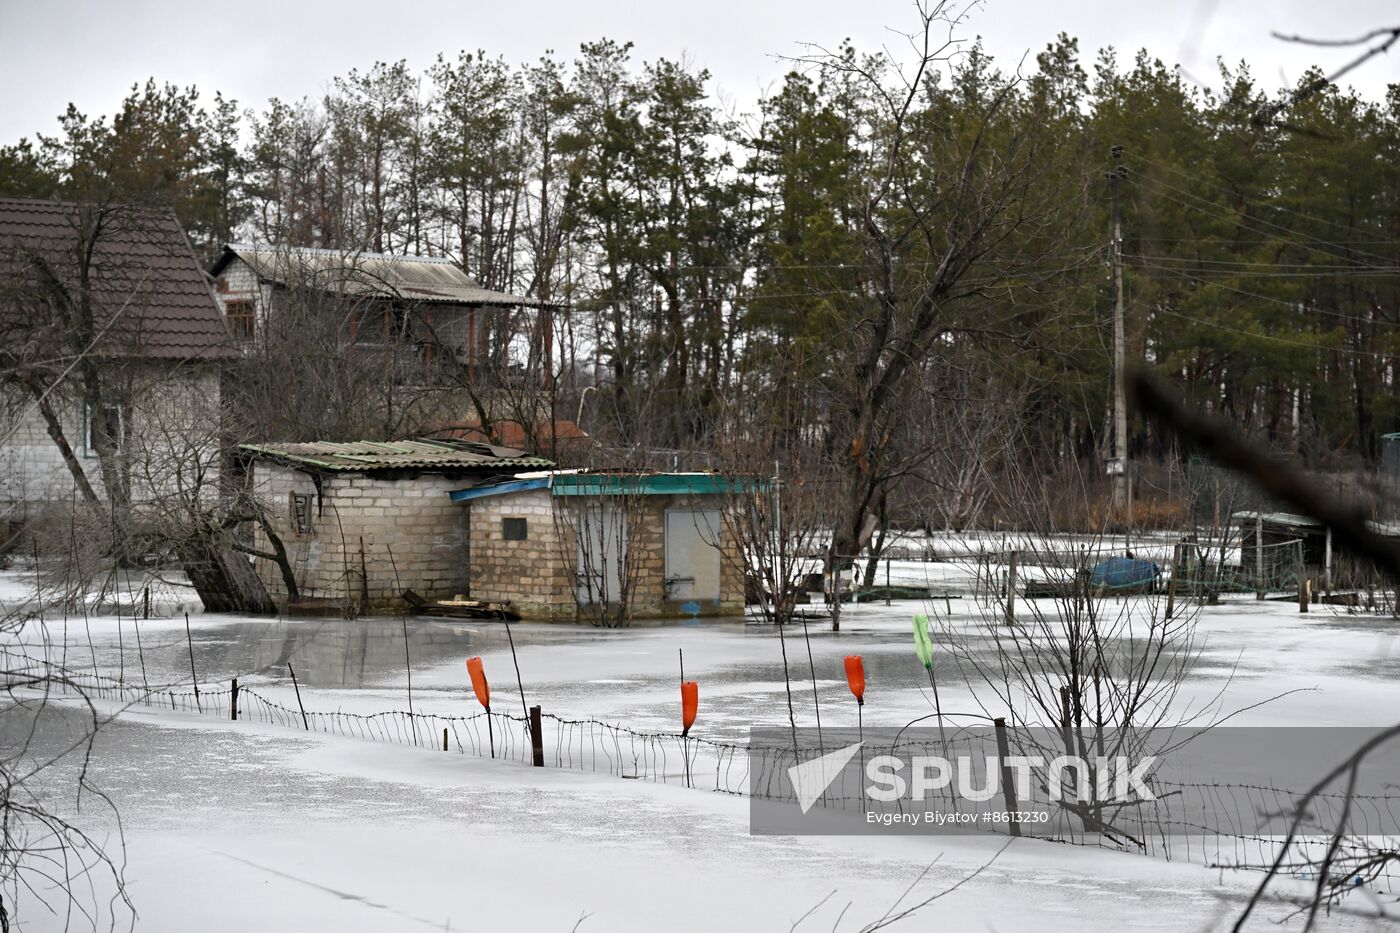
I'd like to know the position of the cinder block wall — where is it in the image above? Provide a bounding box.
[251,465,472,608]
[467,491,746,621]
[467,489,576,620]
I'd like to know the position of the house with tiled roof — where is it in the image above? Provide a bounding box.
[0,197,238,519]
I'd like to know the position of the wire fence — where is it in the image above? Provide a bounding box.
[815,534,1317,605]
[4,647,1397,887]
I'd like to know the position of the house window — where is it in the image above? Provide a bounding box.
[289,493,314,535]
[82,402,124,458]
[502,517,528,541]
[226,299,255,340]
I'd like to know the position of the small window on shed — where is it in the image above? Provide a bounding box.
[502,517,528,541]
[289,492,314,535]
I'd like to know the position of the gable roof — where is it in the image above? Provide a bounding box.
[212,243,540,307]
[0,198,237,361]
[240,438,553,474]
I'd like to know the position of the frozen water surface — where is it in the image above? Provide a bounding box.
[4,569,1398,930]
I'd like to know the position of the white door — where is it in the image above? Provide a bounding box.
[665,509,723,602]
[576,507,626,605]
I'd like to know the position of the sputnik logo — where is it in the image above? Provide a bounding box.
[788,742,864,814]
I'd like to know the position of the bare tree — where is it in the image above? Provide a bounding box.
[0,611,132,930]
[789,1,1088,595]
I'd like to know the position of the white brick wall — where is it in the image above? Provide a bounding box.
[0,362,225,520]
[250,464,475,608]
[212,258,273,353]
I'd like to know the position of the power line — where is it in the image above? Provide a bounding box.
[1135,152,1397,249]
[1129,253,1397,273]
[1128,257,1400,279]
[1129,171,1396,270]
[1133,258,1400,354]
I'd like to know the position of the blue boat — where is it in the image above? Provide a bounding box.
[1089,556,1159,592]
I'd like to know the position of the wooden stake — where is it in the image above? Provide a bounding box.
[679,648,691,787]
[1004,551,1018,625]
[924,660,957,814]
[994,717,1021,837]
[288,661,309,730]
[1300,578,1311,613]
[133,616,149,692]
[184,612,201,712]
[1165,542,1180,620]
[530,705,544,767]
[801,614,824,757]
[115,602,124,685]
[1255,513,1266,600]
[856,700,865,809]
[1060,685,1076,759]
[443,727,449,752]
[1059,686,1080,829]
[1324,527,1333,596]
[231,677,239,721]
[401,614,414,721]
[505,617,529,724]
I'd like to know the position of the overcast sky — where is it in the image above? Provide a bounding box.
[0,0,1395,144]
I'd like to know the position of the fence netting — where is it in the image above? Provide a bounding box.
[4,646,1396,889]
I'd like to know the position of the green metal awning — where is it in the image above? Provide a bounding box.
[448,472,768,502]
[548,473,764,497]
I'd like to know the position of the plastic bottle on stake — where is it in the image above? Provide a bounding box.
[843,655,866,705]
[681,681,698,737]
[466,657,490,710]
[467,656,494,759]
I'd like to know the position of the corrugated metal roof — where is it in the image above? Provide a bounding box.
[216,244,540,307]
[1232,511,1324,528]
[0,198,237,361]
[241,439,552,473]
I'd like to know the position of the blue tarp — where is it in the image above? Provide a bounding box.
[1090,556,1159,590]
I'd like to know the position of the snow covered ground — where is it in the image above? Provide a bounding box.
[4,568,1398,931]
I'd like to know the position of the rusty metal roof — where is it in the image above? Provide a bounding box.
[214,244,540,307]
[0,198,237,361]
[240,438,553,473]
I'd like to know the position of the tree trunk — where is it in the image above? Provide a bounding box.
[179,534,277,615]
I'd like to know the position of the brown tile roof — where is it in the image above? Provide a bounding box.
[239,438,554,473]
[427,418,592,450]
[0,198,237,361]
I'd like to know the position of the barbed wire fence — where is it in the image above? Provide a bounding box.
[4,646,1397,890]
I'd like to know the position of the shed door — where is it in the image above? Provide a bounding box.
[665,509,723,602]
[576,507,626,605]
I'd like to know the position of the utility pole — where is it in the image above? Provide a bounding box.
[1109,146,1130,515]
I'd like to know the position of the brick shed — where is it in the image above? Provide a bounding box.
[240,439,551,611]
[449,471,752,622]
